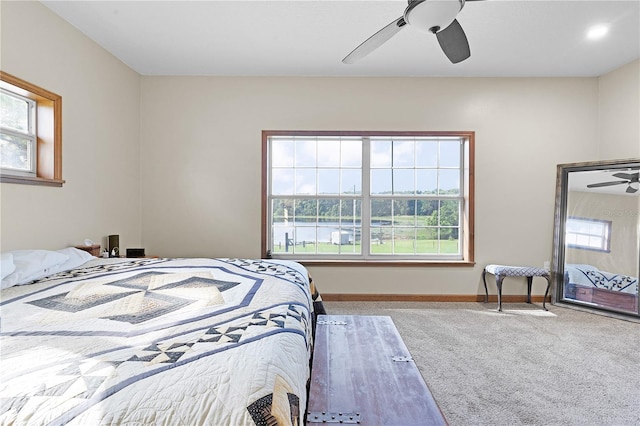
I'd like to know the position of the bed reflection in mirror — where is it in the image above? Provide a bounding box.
[553,159,639,317]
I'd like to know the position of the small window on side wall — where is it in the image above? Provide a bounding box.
[0,72,63,187]
[565,216,611,252]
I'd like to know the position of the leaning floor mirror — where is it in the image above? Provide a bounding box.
[552,159,640,318]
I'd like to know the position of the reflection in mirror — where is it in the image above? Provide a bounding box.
[553,159,639,317]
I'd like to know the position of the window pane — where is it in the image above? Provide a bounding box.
[271,140,294,167]
[440,233,460,253]
[371,199,392,223]
[416,141,438,167]
[295,169,316,195]
[272,169,294,195]
[0,132,32,172]
[440,141,460,167]
[0,91,29,133]
[416,228,439,254]
[271,199,294,254]
[393,169,414,194]
[295,139,316,167]
[393,199,416,226]
[338,227,361,254]
[341,139,362,167]
[392,140,414,167]
[371,169,392,194]
[438,169,460,195]
[318,169,340,194]
[417,200,438,224]
[417,169,437,194]
[318,199,340,224]
[439,200,460,227]
[370,228,392,253]
[393,227,416,254]
[340,199,361,226]
[294,199,317,222]
[371,139,391,168]
[341,169,361,195]
[318,139,340,167]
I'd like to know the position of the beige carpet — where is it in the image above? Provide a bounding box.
[323,301,640,426]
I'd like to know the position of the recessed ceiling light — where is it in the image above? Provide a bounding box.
[587,24,609,40]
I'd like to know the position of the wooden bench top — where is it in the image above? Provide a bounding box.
[307,314,447,425]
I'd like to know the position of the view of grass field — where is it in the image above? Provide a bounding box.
[272,238,459,255]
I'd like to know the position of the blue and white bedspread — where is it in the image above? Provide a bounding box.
[0,257,314,426]
[566,264,638,294]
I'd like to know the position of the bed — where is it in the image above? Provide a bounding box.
[564,264,638,312]
[0,249,320,425]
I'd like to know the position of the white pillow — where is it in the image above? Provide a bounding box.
[1,253,16,279]
[1,250,69,289]
[47,247,95,276]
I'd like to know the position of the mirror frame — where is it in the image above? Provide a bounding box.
[552,158,640,318]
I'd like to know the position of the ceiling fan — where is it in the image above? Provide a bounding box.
[586,172,639,194]
[342,0,485,65]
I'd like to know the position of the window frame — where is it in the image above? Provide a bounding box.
[261,130,475,266]
[0,71,63,187]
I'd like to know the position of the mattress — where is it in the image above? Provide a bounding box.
[0,257,315,425]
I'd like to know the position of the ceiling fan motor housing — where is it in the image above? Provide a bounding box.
[405,0,465,33]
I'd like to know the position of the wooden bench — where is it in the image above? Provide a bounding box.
[307,314,447,425]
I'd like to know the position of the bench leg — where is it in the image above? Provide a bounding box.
[496,275,504,312]
[543,276,550,311]
[526,276,533,304]
[482,270,489,303]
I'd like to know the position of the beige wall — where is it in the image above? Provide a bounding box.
[598,59,640,160]
[140,76,600,295]
[0,1,141,252]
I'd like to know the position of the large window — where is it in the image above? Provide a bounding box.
[0,72,63,187]
[262,131,474,264]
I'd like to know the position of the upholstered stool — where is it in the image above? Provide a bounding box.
[482,265,551,312]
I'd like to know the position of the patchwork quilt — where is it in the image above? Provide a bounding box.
[0,258,314,426]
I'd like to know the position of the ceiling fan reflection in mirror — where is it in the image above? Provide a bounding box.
[587,172,639,194]
[342,0,486,65]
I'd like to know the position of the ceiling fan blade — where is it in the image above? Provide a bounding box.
[587,181,628,188]
[342,17,407,64]
[435,19,470,64]
[626,185,638,194]
[612,172,639,181]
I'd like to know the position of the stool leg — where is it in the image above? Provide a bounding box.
[543,277,550,311]
[496,276,504,312]
[526,276,533,304]
[482,270,489,303]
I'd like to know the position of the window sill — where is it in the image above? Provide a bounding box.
[1,174,65,187]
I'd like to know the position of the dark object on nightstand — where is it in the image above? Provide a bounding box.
[108,235,120,257]
[126,248,146,258]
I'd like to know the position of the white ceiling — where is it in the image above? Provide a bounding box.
[40,0,640,77]
[568,168,640,196]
